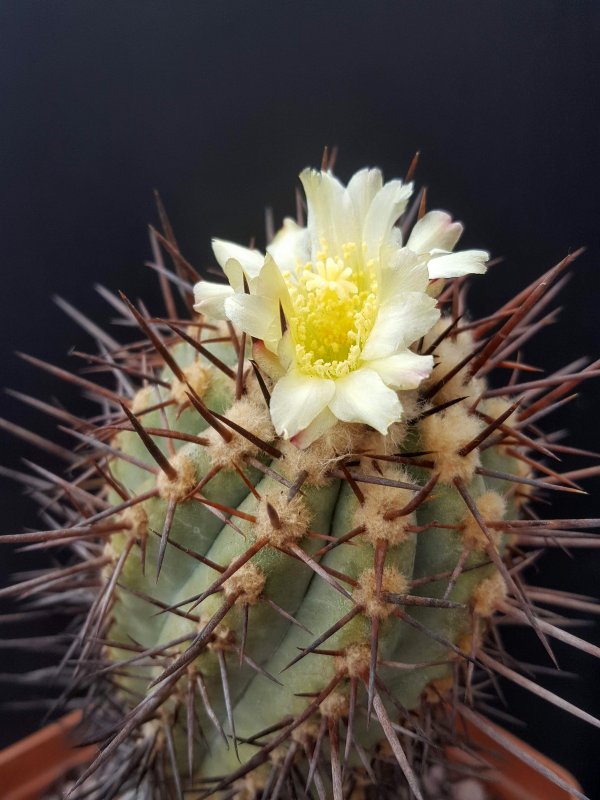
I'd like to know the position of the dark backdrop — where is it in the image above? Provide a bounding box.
[1,1,599,796]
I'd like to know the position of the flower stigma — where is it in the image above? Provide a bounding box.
[285,241,378,379]
[193,165,489,444]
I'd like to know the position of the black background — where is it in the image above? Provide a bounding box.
[1,1,599,796]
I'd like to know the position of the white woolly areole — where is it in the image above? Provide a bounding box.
[419,403,484,484]
[279,422,363,487]
[121,504,148,541]
[243,365,273,407]
[335,642,371,678]
[268,746,289,767]
[206,397,275,470]
[358,420,413,459]
[291,721,321,746]
[205,623,235,652]
[156,452,197,501]
[462,491,507,551]
[233,771,267,800]
[482,396,514,422]
[423,675,455,704]
[512,454,534,505]
[388,388,422,430]
[422,321,483,404]
[353,467,416,546]
[130,385,154,414]
[223,562,265,605]
[170,360,211,405]
[472,572,507,617]
[320,691,349,720]
[481,396,525,460]
[254,490,311,547]
[353,566,407,619]
[430,333,473,399]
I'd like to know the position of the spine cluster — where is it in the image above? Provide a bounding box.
[0,202,598,800]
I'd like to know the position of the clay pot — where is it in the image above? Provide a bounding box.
[0,711,96,800]
[448,715,583,800]
[0,711,582,800]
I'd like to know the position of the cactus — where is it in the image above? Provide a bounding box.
[1,156,598,800]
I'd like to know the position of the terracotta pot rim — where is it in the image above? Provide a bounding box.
[0,711,96,800]
[0,711,583,800]
[447,712,583,800]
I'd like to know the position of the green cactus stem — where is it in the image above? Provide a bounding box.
[1,170,598,800]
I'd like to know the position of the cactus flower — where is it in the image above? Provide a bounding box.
[194,167,489,444]
[3,160,596,800]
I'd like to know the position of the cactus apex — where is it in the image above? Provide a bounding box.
[1,162,598,800]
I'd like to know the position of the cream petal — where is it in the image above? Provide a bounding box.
[427,249,489,279]
[361,292,440,361]
[270,371,336,439]
[252,340,286,379]
[299,169,357,255]
[222,258,245,293]
[366,351,434,390]
[290,407,337,449]
[363,180,413,258]
[382,248,429,294]
[388,226,404,250]
[193,281,234,319]
[252,254,294,318]
[328,369,402,433]
[277,330,295,370]
[346,168,383,227]
[267,218,310,272]
[407,210,463,254]
[212,238,264,278]
[223,294,280,342]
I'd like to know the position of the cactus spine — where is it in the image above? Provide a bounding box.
[1,162,598,800]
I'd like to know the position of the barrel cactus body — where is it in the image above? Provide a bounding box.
[2,161,598,800]
[104,320,519,791]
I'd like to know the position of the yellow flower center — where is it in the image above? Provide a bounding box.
[285,242,379,379]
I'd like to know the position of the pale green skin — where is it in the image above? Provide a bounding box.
[107,340,517,784]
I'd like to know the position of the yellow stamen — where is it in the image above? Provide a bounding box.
[285,241,379,379]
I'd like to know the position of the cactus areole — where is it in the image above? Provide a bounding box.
[2,157,598,800]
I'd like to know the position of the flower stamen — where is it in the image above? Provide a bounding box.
[285,241,378,379]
